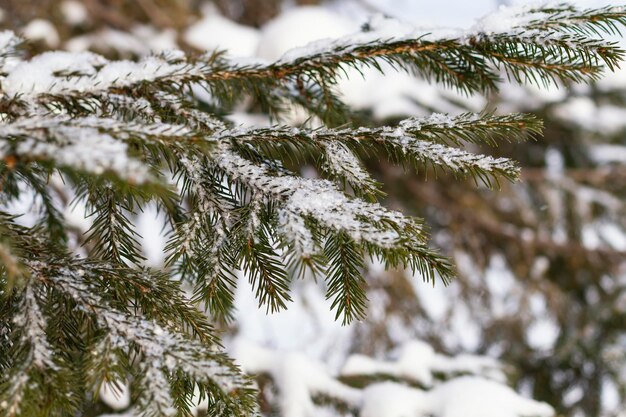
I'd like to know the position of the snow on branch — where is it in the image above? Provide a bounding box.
[321,141,382,197]
[12,284,56,370]
[341,339,505,387]
[216,113,542,185]
[211,145,427,250]
[234,339,554,417]
[0,208,254,415]
[0,115,212,195]
[205,144,452,321]
[0,123,150,183]
[0,3,623,111]
[191,4,626,95]
[520,4,626,36]
[31,260,257,416]
[1,50,202,98]
[360,378,554,417]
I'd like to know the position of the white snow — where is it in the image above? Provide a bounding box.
[341,0,498,29]
[598,223,626,251]
[232,278,353,368]
[0,119,151,183]
[2,50,197,97]
[470,4,546,35]
[526,318,561,351]
[255,6,368,122]
[552,97,626,134]
[66,26,177,57]
[360,382,428,417]
[185,11,260,57]
[234,340,361,417]
[233,339,553,417]
[589,144,626,164]
[342,339,505,386]
[61,1,88,26]
[2,50,106,95]
[22,19,60,48]
[484,255,519,318]
[361,377,554,417]
[0,30,20,53]
[257,7,358,62]
[322,141,374,191]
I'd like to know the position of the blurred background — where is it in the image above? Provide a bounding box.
[1,1,625,416]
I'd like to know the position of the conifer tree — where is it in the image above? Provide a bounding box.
[1,3,626,416]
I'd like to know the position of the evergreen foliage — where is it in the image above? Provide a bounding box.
[0,4,625,416]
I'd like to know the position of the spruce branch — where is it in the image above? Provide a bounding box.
[82,187,146,266]
[0,214,257,416]
[211,145,454,300]
[2,6,624,116]
[240,221,293,313]
[193,12,626,96]
[216,113,542,186]
[524,4,626,36]
[324,232,368,324]
[0,2,624,414]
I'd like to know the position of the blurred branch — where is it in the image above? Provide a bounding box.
[82,0,134,30]
[136,0,175,28]
[402,175,625,264]
[522,165,626,185]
